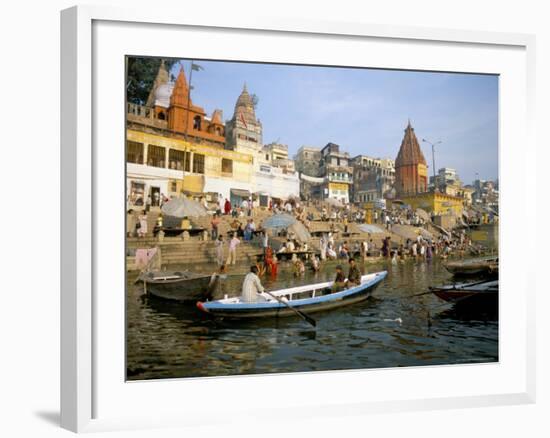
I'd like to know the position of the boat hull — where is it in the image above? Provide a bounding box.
[197,271,387,319]
[444,257,498,277]
[430,280,498,308]
[142,271,213,301]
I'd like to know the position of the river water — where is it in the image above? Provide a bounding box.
[126,255,498,380]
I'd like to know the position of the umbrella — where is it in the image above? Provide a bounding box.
[287,221,311,242]
[358,224,385,234]
[325,198,343,207]
[262,214,296,229]
[415,208,430,222]
[161,197,208,218]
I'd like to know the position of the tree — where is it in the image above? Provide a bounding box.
[126,57,178,105]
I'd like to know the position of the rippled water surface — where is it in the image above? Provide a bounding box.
[127,255,498,380]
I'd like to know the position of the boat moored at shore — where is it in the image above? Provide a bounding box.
[140,270,214,301]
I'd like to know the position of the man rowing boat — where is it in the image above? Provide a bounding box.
[241,265,265,303]
[347,258,361,287]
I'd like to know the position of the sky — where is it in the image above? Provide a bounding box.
[163,58,498,185]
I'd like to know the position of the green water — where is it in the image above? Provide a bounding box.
[126,255,498,380]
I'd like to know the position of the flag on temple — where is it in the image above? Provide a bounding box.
[240,112,248,128]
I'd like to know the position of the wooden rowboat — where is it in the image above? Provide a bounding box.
[443,256,498,277]
[140,270,213,301]
[429,279,498,307]
[196,271,387,319]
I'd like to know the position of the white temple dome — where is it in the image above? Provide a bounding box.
[154,82,174,108]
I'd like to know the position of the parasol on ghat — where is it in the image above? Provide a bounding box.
[161,197,208,227]
[262,213,296,229]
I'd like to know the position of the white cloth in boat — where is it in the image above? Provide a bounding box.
[241,272,265,303]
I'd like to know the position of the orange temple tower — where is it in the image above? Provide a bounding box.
[394,120,428,197]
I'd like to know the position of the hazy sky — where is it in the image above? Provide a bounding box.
[165,59,498,185]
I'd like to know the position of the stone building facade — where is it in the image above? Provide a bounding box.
[294,146,322,177]
[319,143,353,203]
[351,155,395,204]
[430,167,463,196]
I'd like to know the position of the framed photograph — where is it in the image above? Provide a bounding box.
[61,5,536,433]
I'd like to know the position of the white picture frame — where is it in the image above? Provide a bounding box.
[60,5,537,433]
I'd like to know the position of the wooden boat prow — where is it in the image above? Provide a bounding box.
[141,270,214,301]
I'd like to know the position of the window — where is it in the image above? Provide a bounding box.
[193,153,205,174]
[193,115,202,131]
[183,151,191,172]
[126,141,144,164]
[222,158,233,174]
[168,149,187,170]
[129,181,145,204]
[170,181,177,192]
[147,144,165,168]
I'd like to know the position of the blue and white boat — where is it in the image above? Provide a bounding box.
[196,271,387,320]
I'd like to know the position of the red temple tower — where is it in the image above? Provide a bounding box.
[394,120,428,197]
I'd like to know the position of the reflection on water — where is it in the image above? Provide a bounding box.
[127,257,498,380]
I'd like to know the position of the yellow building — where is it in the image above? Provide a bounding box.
[401,192,464,216]
[126,62,299,207]
[126,129,254,206]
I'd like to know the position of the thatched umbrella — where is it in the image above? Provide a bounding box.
[262,214,312,242]
[262,213,296,229]
[161,197,208,227]
[325,198,343,208]
[287,221,311,242]
[415,208,430,222]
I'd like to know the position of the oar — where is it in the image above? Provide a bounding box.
[264,290,317,327]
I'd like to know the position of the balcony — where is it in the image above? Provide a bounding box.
[127,103,168,130]
[327,174,353,184]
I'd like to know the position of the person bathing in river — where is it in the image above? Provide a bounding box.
[208,264,228,299]
[310,255,320,272]
[347,258,361,287]
[241,265,265,303]
[293,258,305,276]
[264,246,278,276]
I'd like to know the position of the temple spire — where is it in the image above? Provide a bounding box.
[396,120,426,166]
[394,120,428,196]
[146,59,170,107]
[169,66,190,107]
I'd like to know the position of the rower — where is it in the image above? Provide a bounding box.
[331,265,346,293]
[347,258,361,287]
[241,265,265,303]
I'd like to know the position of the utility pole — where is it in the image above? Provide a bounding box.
[422,138,442,192]
[180,60,203,194]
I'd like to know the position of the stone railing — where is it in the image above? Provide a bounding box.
[127,103,168,129]
[127,103,156,119]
